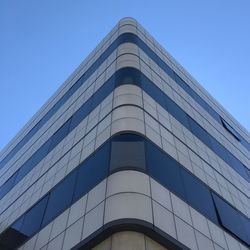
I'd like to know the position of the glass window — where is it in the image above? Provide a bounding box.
[0,172,18,199]
[227,154,248,179]
[166,97,190,129]
[115,67,141,87]
[16,140,51,186]
[49,118,72,151]
[212,193,249,245]
[0,216,27,249]
[21,196,49,237]
[173,73,191,94]
[112,133,143,142]
[11,216,24,232]
[247,168,250,181]
[14,157,34,185]
[210,137,249,181]
[146,141,185,199]
[181,170,218,223]
[119,33,138,45]
[110,139,146,172]
[240,215,250,245]
[142,74,165,107]
[91,79,114,108]
[42,171,77,226]
[188,117,212,147]
[31,139,51,167]
[70,100,91,131]
[210,136,227,160]
[221,118,240,141]
[73,143,110,202]
[66,77,83,98]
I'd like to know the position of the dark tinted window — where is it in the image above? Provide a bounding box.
[14,158,34,185]
[247,168,250,181]
[66,77,83,98]
[146,141,185,199]
[21,196,49,237]
[212,193,249,245]
[116,67,141,87]
[70,75,115,132]
[173,73,191,94]
[49,118,72,151]
[181,170,218,223]
[11,216,24,232]
[188,117,212,147]
[112,133,143,142]
[0,172,18,198]
[32,139,51,167]
[91,78,115,108]
[166,97,190,129]
[15,156,34,184]
[210,137,227,159]
[210,138,249,181]
[142,74,165,107]
[73,143,110,202]
[43,171,77,225]
[221,118,240,141]
[227,154,248,179]
[70,99,91,131]
[0,216,27,250]
[110,140,146,172]
[240,215,250,244]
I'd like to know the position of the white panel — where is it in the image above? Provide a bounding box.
[175,217,198,250]
[152,201,176,239]
[150,178,172,212]
[104,193,152,224]
[107,171,150,197]
[86,180,106,213]
[82,201,104,240]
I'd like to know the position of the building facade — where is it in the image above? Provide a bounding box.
[0,18,249,250]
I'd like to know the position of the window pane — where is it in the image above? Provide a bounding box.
[43,171,77,226]
[115,67,141,87]
[181,170,218,223]
[146,141,185,199]
[110,141,146,172]
[166,97,190,129]
[112,133,144,142]
[21,196,49,237]
[73,142,110,202]
[32,139,51,167]
[221,118,240,141]
[212,192,249,245]
[227,154,248,179]
[142,74,165,107]
[210,136,227,159]
[14,158,34,185]
[0,172,18,198]
[0,216,27,249]
[49,118,72,151]
[188,117,211,147]
[70,100,91,131]
[240,215,250,244]
[173,73,191,94]
[91,79,114,108]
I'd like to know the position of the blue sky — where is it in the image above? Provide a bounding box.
[0,0,250,150]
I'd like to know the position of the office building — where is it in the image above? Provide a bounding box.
[0,18,249,250]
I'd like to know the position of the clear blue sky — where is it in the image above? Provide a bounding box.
[0,0,250,150]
